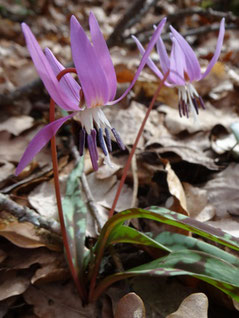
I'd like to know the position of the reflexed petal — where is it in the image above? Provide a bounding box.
[45,48,80,103]
[108,17,167,106]
[201,18,225,79]
[15,114,75,175]
[132,35,164,79]
[70,15,109,108]
[89,12,117,101]
[170,25,201,81]
[21,23,79,111]
[156,36,170,74]
[169,38,186,86]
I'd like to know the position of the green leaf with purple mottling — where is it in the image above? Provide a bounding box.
[62,157,87,275]
[92,249,239,302]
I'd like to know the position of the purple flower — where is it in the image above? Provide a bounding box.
[133,18,225,118]
[16,13,166,175]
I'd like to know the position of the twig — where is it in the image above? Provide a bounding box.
[126,22,237,46]
[71,145,102,233]
[0,192,60,234]
[166,7,239,24]
[107,0,159,47]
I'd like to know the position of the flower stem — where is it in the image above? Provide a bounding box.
[89,71,169,302]
[108,70,169,219]
[50,68,87,302]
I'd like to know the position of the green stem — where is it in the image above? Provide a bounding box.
[89,71,169,302]
[50,68,87,302]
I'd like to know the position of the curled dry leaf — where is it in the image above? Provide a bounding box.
[114,292,146,318]
[163,160,188,215]
[0,270,31,301]
[166,293,208,318]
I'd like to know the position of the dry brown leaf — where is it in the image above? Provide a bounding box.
[24,282,98,318]
[104,101,162,147]
[0,116,34,136]
[159,103,237,135]
[166,293,208,318]
[183,182,215,222]
[0,212,60,250]
[114,292,146,318]
[87,172,133,212]
[0,161,15,183]
[204,163,239,218]
[0,270,31,301]
[132,277,196,317]
[164,160,188,214]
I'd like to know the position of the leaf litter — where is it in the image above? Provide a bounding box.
[1,1,239,317]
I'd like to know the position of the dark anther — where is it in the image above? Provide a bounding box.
[79,128,86,156]
[98,128,108,156]
[105,128,112,152]
[112,128,126,151]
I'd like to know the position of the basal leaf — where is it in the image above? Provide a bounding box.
[92,249,239,302]
[107,225,171,252]
[95,208,239,258]
[62,157,87,275]
[155,231,239,266]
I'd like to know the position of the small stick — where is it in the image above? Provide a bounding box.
[0,193,60,234]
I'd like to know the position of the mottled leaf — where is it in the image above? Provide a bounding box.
[155,231,239,266]
[93,249,239,301]
[62,157,87,274]
[106,225,171,252]
[95,207,239,259]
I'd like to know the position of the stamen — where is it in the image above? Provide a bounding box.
[87,134,98,171]
[98,128,108,156]
[178,100,182,117]
[105,128,112,152]
[79,128,85,156]
[91,129,98,160]
[112,128,126,151]
[181,99,186,117]
[192,97,199,115]
[198,96,206,109]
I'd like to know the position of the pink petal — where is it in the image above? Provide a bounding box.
[201,18,225,79]
[70,15,109,108]
[169,38,186,86]
[89,12,117,101]
[156,36,170,74]
[108,17,167,106]
[21,23,79,111]
[170,25,201,82]
[15,114,75,176]
[45,48,81,103]
[132,35,164,79]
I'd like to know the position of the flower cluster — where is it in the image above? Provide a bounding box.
[133,18,225,119]
[16,14,225,175]
[16,13,166,175]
